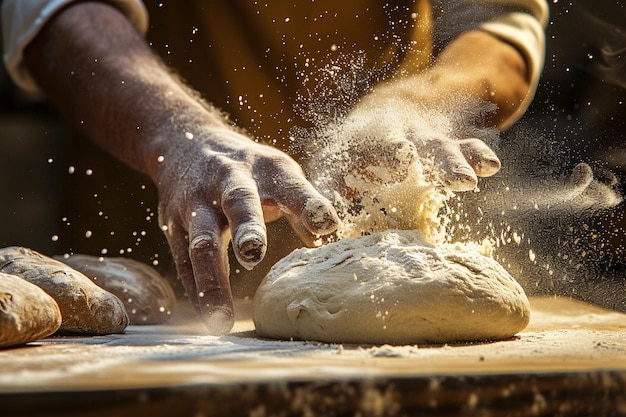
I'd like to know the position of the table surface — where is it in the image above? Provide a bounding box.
[2,296,626,416]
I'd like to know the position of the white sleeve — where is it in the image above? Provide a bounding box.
[2,0,149,92]
[432,0,549,128]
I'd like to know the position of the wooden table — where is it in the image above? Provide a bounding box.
[1,296,625,416]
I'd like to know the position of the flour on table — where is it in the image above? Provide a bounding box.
[253,229,530,345]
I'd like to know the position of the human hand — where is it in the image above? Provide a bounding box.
[309,100,501,197]
[312,28,533,196]
[17,1,339,335]
[154,127,339,334]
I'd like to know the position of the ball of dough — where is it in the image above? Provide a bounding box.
[0,247,128,335]
[0,272,62,348]
[55,254,176,325]
[253,230,530,345]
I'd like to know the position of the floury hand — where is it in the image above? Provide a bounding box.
[22,3,340,335]
[156,127,339,334]
[306,102,501,200]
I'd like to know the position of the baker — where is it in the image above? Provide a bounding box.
[1,0,548,335]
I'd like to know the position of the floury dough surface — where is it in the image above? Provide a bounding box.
[253,230,530,345]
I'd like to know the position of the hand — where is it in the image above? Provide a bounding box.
[155,127,339,334]
[21,2,339,335]
[309,30,526,196]
[313,99,501,195]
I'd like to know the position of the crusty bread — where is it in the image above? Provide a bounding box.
[0,247,128,334]
[0,272,62,348]
[56,254,176,324]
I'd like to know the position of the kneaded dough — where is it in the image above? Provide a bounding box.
[0,273,62,348]
[253,230,530,345]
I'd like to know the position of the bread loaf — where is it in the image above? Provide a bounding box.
[0,272,62,348]
[0,247,128,334]
[56,254,176,324]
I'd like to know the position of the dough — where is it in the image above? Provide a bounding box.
[0,272,62,348]
[56,254,176,325]
[253,230,530,345]
[0,247,129,334]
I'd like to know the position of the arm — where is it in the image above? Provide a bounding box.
[334,30,526,194]
[394,30,531,129]
[339,0,548,193]
[22,2,339,334]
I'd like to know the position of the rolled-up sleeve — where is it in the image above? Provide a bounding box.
[2,0,149,92]
[432,0,549,127]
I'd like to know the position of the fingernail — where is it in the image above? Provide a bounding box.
[238,236,265,262]
[485,155,501,168]
[477,156,501,176]
[233,223,266,267]
[448,166,478,191]
[453,165,475,178]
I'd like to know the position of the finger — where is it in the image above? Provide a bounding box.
[458,138,501,177]
[257,159,340,236]
[430,138,478,191]
[161,216,221,331]
[187,206,234,335]
[282,211,337,247]
[220,170,267,270]
[300,194,341,235]
[379,139,417,170]
[161,217,200,311]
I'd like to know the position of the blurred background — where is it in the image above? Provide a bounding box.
[0,0,624,305]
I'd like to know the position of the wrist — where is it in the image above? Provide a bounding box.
[136,104,231,182]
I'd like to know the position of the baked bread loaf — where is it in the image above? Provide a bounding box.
[0,272,62,348]
[56,254,176,324]
[0,247,128,334]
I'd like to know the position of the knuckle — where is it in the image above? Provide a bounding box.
[213,156,239,181]
[221,184,258,205]
[386,140,417,165]
[212,161,259,205]
[190,233,220,251]
[256,152,301,174]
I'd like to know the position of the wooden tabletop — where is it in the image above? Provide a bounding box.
[1,296,625,416]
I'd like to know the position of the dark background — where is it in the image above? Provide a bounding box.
[0,0,624,302]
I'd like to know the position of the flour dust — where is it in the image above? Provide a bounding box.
[450,126,624,310]
[290,53,624,311]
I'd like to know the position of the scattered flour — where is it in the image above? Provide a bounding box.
[266,52,624,346]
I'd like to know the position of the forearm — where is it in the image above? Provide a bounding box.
[361,30,530,129]
[427,30,529,127]
[23,2,228,180]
